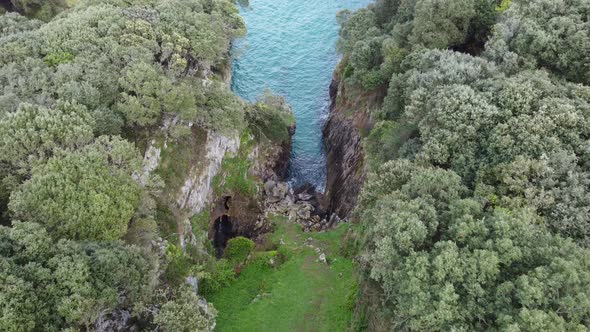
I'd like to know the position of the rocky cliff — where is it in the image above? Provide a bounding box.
[323,78,364,219]
[322,67,385,219]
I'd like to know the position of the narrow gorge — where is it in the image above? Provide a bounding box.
[231,0,372,220]
[3,0,589,330]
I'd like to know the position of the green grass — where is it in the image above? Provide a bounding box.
[208,216,356,332]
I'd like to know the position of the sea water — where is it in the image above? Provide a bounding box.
[231,0,373,190]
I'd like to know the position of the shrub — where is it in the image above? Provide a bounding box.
[9,137,141,241]
[199,259,236,297]
[246,93,295,143]
[360,69,384,90]
[165,243,193,287]
[154,285,217,332]
[224,236,255,263]
[43,52,74,67]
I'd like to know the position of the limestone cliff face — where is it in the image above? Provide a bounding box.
[323,68,384,219]
[176,131,240,217]
[137,117,295,258]
[137,116,240,249]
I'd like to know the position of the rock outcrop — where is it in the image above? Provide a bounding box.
[176,130,240,217]
[322,77,366,219]
[322,67,387,219]
[137,116,240,250]
[206,119,296,252]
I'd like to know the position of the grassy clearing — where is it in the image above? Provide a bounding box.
[208,216,356,332]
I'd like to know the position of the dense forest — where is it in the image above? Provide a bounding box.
[336,0,590,330]
[0,0,295,331]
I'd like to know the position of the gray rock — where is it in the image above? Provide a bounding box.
[186,276,198,293]
[297,193,313,201]
[264,180,276,196]
[94,310,133,332]
[272,182,289,199]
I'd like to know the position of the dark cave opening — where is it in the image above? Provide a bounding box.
[213,215,235,258]
[0,0,14,12]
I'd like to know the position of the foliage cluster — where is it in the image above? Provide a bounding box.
[0,0,248,329]
[7,0,77,21]
[0,221,154,331]
[246,93,295,143]
[154,285,218,332]
[336,0,497,90]
[9,136,141,241]
[338,0,590,330]
[0,0,246,131]
[199,258,236,297]
[360,161,590,330]
[224,236,255,263]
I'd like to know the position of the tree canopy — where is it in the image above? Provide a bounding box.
[9,137,141,241]
[360,161,590,330]
[0,221,153,331]
[337,0,590,329]
[0,0,244,329]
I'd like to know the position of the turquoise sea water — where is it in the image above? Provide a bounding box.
[231,0,373,190]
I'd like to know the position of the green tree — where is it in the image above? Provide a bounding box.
[360,161,590,330]
[154,285,218,332]
[0,101,94,176]
[486,0,590,84]
[246,93,295,143]
[0,12,43,38]
[0,221,153,331]
[410,0,477,49]
[224,236,255,263]
[9,137,141,241]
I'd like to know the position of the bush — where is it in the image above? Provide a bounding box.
[246,93,295,143]
[360,69,384,90]
[0,222,154,330]
[199,259,236,297]
[154,285,217,332]
[9,137,141,241]
[249,251,278,268]
[165,243,193,287]
[276,244,292,262]
[124,218,157,247]
[224,236,255,263]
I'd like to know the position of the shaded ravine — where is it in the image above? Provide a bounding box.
[231,0,372,190]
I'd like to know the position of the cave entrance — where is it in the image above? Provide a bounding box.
[213,215,235,258]
[0,0,14,12]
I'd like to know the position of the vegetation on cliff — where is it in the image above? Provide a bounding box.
[336,0,590,330]
[0,0,293,330]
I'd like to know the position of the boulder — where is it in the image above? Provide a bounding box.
[272,182,289,199]
[296,203,313,220]
[297,193,313,201]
